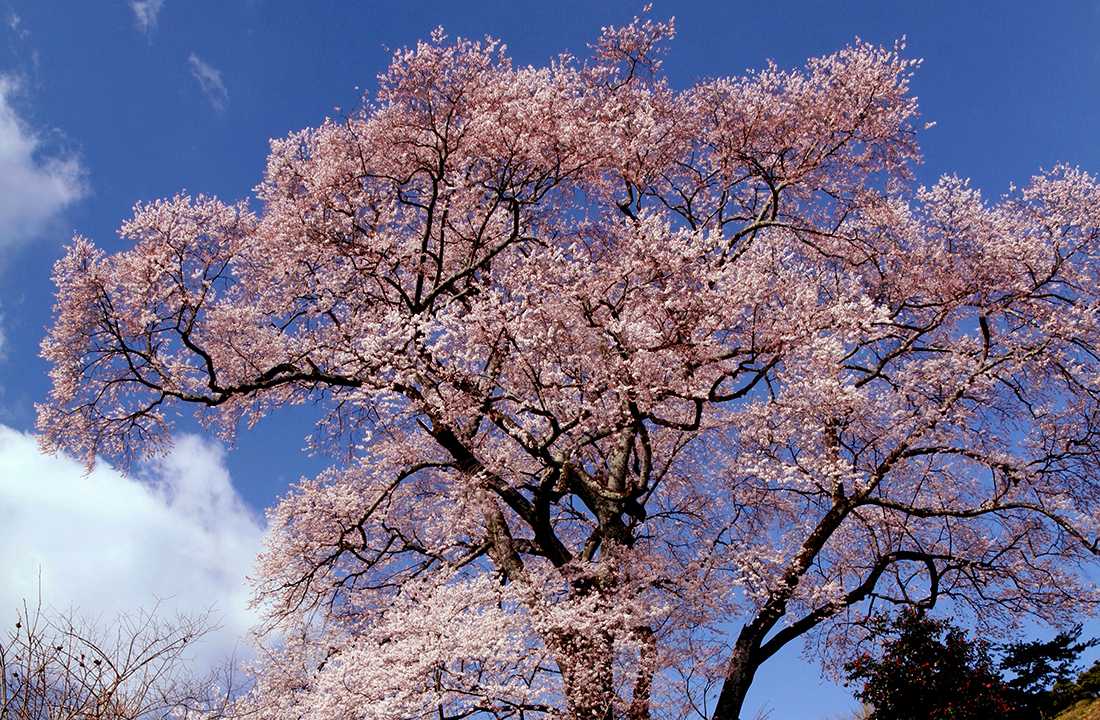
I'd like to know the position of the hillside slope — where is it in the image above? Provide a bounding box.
[1058,699,1100,720]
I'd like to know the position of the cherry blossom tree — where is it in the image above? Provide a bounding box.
[37,14,1100,720]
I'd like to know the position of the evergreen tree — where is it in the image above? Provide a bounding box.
[1000,626,1098,717]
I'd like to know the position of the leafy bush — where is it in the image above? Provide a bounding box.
[845,609,1014,720]
[846,610,1100,720]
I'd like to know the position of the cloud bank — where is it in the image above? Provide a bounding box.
[188,54,228,112]
[0,426,264,666]
[0,76,85,249]
[130,0,165,35]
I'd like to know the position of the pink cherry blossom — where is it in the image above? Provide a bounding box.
[38,13,1100,720]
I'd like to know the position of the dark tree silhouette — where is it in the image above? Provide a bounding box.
[845,609,1014,720]
[1000,625,1098,718]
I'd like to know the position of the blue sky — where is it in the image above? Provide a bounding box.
[1,2,1099,718]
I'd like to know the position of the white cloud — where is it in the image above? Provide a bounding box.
[0,76,85,249]
[130,0,164,35]
[0,426,265,667]
[188,54,228,112]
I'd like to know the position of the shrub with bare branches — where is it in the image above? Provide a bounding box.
[0,600,240,720]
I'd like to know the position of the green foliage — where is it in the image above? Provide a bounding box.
[1000,625,1099,716]
[1078,660,1100,697]
[844,608,1014,720]
[845,610,1100,720]
[1043,660,1100,719]
[999,627,1099,718]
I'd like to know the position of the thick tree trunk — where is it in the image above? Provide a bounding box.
[709,498,855,719]
[628,626,657,720]
[711,628,762,720]
[553,629,616,720]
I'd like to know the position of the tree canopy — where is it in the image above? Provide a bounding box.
[1001,625,1100,717]
[846,612,1100,720]
[37,14,1100,720]
[845,608,1014,720]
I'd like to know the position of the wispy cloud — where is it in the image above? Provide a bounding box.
[188,53,228,112]
[129,0,164,35]
[0,75,85,250]
[0,428,264,667]
[6,9,26,39]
